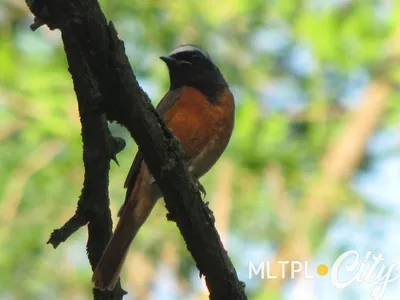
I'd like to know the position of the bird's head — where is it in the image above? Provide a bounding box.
[160,45,227,100]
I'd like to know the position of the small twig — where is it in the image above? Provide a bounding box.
[107,135,126,166]
[30,17,46,31]
[47,212,88,248]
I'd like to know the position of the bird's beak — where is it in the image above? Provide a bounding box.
[160,56,192,66]
[159,56,176,64]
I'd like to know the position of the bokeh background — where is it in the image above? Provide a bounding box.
[1,0,400,299]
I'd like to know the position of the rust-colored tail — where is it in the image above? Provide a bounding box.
[92,170,158,291]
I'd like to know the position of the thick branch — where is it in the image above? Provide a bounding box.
[54,25,127,300]
[26,0,246,299]
[26,1,126,299]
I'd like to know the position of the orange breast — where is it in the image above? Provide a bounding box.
[163,86,235,164]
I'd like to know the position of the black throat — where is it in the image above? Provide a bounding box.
[168,67,228,104]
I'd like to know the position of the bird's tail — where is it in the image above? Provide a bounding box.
[92,169,158,291]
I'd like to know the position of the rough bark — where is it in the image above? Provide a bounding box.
[25,0,246,299]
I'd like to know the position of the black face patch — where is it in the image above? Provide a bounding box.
[163,46,228,103]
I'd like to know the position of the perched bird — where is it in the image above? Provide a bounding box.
[92,45,235,290]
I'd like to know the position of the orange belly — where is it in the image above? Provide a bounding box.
[163,86,234,177]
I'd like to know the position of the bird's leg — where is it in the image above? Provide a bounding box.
[193,178,215,224]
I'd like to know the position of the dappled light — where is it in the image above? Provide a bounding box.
[1,0,400,299]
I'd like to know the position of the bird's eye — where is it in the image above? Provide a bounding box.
[193,52,202,60]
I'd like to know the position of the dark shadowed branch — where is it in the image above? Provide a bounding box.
[25,0,247,299]
[43,10,127,298]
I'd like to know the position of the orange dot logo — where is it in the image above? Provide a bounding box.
[317,264,329,276]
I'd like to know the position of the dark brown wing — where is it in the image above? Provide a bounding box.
[118,88,182,216]
[118,151,143,216]
[155,88,183,118]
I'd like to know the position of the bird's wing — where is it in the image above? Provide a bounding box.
[119,88,182,216]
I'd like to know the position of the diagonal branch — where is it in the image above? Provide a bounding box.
[25,0,247,299]
[46,21,127,299]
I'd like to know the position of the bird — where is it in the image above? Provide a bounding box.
[92,44,235,290]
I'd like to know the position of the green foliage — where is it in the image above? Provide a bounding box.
[1,0,399,299]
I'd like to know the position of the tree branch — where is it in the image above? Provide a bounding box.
[44,12,126,298]
[25,0,246,299]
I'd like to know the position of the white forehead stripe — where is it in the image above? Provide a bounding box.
[169,45,209,58]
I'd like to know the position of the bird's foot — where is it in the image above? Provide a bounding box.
[203,201,215,224]
[193,178,206,199]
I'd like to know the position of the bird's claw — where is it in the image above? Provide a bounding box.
[194,178,206,199]
[203,201,215,224]
[192,179,214,223]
